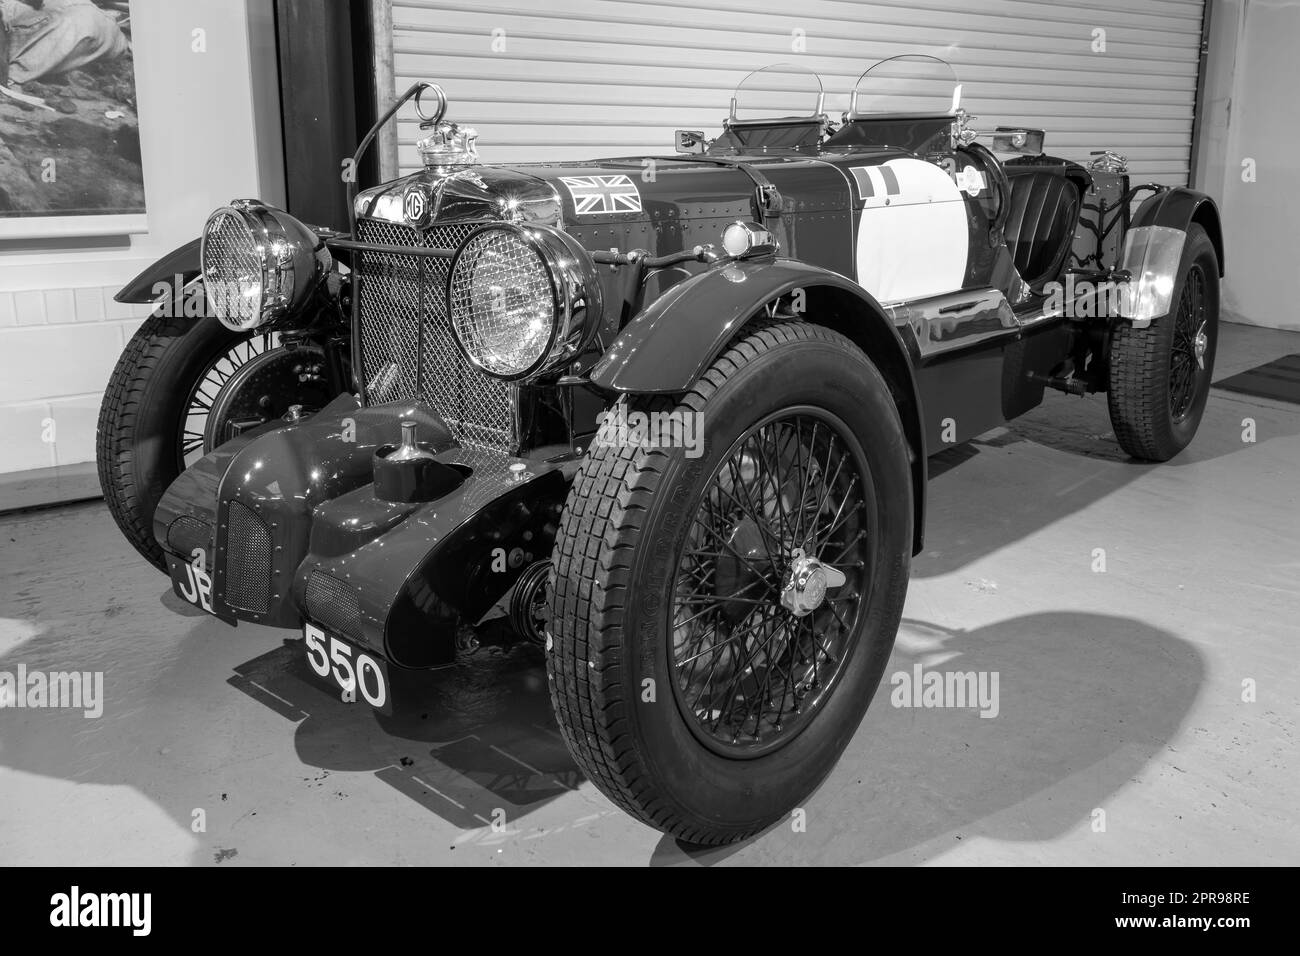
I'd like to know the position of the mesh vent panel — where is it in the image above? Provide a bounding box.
[224,500,271,614]
[304,571,364,643]
[167,515,212,558]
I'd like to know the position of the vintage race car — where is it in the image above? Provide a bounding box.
[98,56,1223,844]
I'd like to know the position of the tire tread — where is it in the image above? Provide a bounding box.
[95,311,195,571]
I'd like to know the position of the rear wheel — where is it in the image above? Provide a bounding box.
[96,300,331,571]
[547,322,913,844]
[1107,223,1219,461]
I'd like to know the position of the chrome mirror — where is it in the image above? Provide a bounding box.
[675,130,708,154]
[992,127,1045,156]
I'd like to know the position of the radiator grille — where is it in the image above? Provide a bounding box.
[305,571,364,643]
[224,500,272,614]
[355,219,514,450]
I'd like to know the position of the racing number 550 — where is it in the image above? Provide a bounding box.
[304,623,387,707]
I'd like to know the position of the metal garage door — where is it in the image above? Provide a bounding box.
[381,0,1205,186]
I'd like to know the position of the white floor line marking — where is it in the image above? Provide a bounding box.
[247,680,297,709]
[410,776,466,810]
[1055,469,1106,497]
[490,744,578,791]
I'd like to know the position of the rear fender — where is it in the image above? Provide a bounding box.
[587,258,929,553]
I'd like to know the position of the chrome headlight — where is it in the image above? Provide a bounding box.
[447,223,603,381]
[200,200,329,331]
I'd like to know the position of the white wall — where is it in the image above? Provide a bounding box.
[1195,0,1300,331]
[0,0,284,474]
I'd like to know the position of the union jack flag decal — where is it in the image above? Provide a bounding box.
[559,174,643,215]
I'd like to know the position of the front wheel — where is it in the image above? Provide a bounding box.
[547,322,913,844]
[1107,223,1220,461]
[96,303,333,571]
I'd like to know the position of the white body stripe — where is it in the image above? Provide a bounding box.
[855,157,969,304]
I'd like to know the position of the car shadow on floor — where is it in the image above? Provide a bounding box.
[914,387,1300,580]
[652,610,1204,865]
[229,604,1209,862]
[0,588,1203,863]
[224,621,582,832]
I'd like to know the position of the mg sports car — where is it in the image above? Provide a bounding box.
[97,56,1223,844]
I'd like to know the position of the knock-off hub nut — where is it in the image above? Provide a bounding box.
[780,547,847,617]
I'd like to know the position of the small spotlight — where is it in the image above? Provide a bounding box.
[721,221,778,259]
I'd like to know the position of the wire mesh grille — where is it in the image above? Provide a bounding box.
[304,571,364,643]
[166,516,212,558]
[202,209,262,327]
[356,219,514,451]
[224,500,272,614]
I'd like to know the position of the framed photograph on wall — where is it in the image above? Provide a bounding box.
[0,0,145,238]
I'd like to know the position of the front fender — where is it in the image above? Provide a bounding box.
[1119,188,1224,329]
[589,258,897,392]
[116,237,201,303]
[588,257,929,554]
[1130,187,1224,276]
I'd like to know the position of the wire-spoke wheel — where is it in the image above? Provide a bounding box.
[179,332,277,465]
[547,322,912,845]
[671,410,871,757]
[1108,223,1219,461]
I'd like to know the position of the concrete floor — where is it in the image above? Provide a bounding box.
[2,321,1297,866]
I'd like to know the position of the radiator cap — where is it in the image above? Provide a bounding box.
[373,421,464,503]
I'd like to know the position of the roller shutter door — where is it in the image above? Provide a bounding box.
[383,0,1205,185]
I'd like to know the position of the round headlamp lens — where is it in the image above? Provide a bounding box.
[202,207,266,330]
[449,228,557,378]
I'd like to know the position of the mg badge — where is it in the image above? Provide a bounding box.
[403,188,428,225]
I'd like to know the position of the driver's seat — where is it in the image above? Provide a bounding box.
[1002,167,1080,291]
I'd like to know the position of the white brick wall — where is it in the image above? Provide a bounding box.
[0,287,152,474]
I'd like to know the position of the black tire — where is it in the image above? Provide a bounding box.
[546,322,913,845]
[1108,223,1219,461]
[96,307,264,572]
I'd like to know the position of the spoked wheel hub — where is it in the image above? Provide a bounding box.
[1193,323,1209,369]
[670,409,872,757]
[780,547,847,618]
[1169,265,1208,422]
